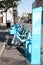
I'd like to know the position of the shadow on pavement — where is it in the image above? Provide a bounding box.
[0,57,27,65]
[16,47,25,57]
[41,51,43,54]
[0,25,7,30]
[0,25,9,43]
[16,47,31,62]
[0,31,9,42]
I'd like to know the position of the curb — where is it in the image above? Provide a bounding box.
[0,42,6,58]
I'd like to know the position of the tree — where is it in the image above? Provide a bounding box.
[0,0,21,25]
[0,0,20,12]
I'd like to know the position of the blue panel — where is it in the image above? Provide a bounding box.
[25,32,31,62]
[31,7,42,64]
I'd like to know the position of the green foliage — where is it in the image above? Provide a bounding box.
[0,0,21,11]
[21,16,26,20]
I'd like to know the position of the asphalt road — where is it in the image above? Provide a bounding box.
[19,21,32,32]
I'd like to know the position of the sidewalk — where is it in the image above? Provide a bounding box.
[0,47,27,65]
[0,25,9,57]
[0,25,27,65]
[0,24,43,65]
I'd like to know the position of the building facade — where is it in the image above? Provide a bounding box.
[0,8,14,26]
[0,7,17,26]
[32,0,42,8]
[0,10,3,24]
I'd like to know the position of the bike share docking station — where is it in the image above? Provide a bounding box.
[7,7,42,65]
[26,7,42,65]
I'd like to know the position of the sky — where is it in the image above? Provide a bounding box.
[17,0,35,17]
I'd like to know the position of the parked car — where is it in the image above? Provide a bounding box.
[24,19,28,23]
[28,18,32,24]
[24,18,32,24]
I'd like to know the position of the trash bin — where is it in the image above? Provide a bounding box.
[6,21,11,28]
